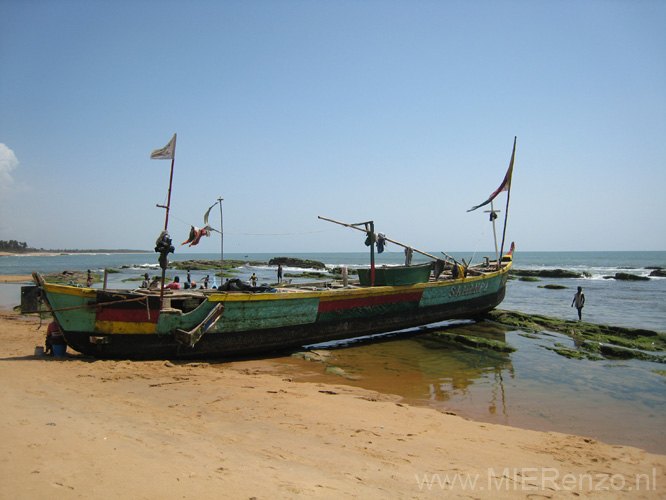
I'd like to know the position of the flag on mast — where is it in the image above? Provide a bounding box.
[203,202,218,232]
[150,133,177,160]
[467,137,516,212]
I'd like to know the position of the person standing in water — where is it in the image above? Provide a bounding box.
[571,286,585,321]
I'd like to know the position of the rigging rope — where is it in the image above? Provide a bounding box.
[166,212,338,237]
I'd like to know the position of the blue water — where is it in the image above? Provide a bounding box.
[1,250,665,452]
[2,250,664,331]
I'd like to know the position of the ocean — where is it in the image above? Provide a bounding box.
[1,250,665,452]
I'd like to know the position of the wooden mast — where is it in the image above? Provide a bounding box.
[151,133,177,309]
[498,136,516,268]
[218,197,224,284]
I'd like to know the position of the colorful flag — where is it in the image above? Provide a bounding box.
[150,133,177,160]
[467,137,516,212]
[181,226,211,246]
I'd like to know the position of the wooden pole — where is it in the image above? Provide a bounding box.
[218,198,224,284]
[498,137,516,268]
[485,201,499,265]
[317,215,441,262]
[163,138,177,231]
[369,221,375,285]
[159,134,177,309]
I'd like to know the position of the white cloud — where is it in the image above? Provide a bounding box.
[0,143,19,190]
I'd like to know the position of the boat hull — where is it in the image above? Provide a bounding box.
[30,262,511,359]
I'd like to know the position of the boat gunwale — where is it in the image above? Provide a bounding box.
[35,262,511,305]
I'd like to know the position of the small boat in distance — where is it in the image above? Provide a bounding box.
[21,136,517,360]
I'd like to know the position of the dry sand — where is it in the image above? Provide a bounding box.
[1,310,664,499]
[0,275,32,283]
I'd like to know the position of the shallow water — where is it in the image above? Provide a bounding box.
[272,321,666,454]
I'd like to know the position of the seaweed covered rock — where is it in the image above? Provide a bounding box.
[487,310,666,362]
[170,259,263,271]
[605,272,650,281]
[510,269,583,278]
[269,257,327,270]
[426,331,516,353]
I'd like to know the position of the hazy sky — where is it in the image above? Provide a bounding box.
[1,1,664,255]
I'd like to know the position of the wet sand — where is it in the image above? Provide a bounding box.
[0,310,664,498]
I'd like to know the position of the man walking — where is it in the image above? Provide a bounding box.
[571,286,585,321]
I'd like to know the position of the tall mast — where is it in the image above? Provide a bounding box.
[498,137,516,267]
[150,133,177,309]
[218,198,224,283]
[164,144,176,230]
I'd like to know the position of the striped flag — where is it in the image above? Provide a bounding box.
[468,137,516,212]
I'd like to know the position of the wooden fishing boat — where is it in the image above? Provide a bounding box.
[21,134,518,360]
[23,254,513,359]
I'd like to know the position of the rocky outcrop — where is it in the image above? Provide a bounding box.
[268,257,327,270]
[510,269,582,278]
[604,272,650,281]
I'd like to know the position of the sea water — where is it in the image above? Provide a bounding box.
[1,250,665,452]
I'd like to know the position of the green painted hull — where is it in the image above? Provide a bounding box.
[357,263,432,286]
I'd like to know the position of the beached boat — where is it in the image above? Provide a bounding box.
[21,135,517,359]
[24,255,512,359]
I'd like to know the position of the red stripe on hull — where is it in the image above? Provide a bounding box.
[96,308,160,324]
[318,291,423,313]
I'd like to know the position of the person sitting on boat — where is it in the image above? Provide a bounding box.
[250,273,258,286]
[149,276,161,289]
[166,276,181,290]
[141,273,150,288]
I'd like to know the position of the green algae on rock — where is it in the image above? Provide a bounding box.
[487,310,666,362]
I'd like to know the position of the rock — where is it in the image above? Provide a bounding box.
[510,269,582,278]
[613,272,650,281]
[649,269,666,277]
[268,257,327,270]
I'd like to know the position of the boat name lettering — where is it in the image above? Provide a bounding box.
[449,281,489,298]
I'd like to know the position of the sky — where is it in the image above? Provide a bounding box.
[1,0,664,255]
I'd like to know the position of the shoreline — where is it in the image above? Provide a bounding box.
[0,275,32,283]
[0,251,150,257]
[1,310,664,498]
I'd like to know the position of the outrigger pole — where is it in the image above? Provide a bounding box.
[317,216,447,285]
[318,216,442,261]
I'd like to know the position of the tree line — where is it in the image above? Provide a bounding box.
[0,240,32,252]
[0,240,150,253]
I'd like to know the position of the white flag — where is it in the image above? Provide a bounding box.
[150,133,177,160]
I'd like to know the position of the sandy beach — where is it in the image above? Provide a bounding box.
[0,310,663,499]
[0,275,32,283]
